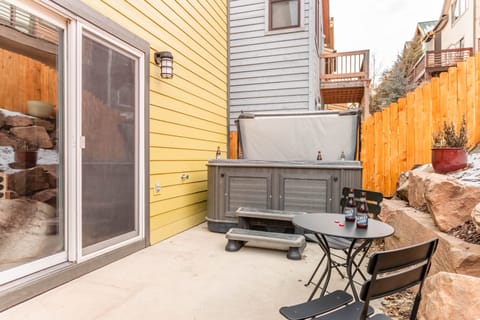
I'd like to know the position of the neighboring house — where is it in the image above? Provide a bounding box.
[416,20,439,51]
[228,0,326,131]
[0,0,227,311]
[228,0,370,155]
[409,0,476,84]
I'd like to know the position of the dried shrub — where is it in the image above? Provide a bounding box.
[433,116,467,148]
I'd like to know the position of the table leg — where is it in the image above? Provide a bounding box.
[308,233,331,301]
[346,239,372,301]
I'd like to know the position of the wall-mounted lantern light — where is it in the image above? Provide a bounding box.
[154,51,173,79]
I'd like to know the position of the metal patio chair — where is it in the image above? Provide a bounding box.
[280,238,439,320]
[304,187,384,292]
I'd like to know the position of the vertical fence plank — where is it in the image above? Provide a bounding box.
[422,83,433,163]
[431,77,441,136]
[466,56,476,148]
[382,107,391,196]
[406,92,415,170]
[365,118,375,190]
[398,98,407,174]
[457,61,467,131]
[439,71,449,128]
[374,111,383,191]
[361,119,372,190]
[389,102,399,194]
[448,67,459,125]
[361,120,368,189]
[476,54,480,144]
[413,87,424,165]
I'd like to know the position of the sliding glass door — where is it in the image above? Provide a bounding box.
[80,28,143,257]
[0,0,145,285]
[0,0,66,284]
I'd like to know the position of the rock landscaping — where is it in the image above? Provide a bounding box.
[378,151,480,319]
[0,108,58,271]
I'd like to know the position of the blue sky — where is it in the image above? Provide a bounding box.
[330,0,444,83]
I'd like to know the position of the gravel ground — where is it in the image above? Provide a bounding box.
[448,220,480,244]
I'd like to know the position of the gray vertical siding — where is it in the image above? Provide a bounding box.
[229,0,318,129]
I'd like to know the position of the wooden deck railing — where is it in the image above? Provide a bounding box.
[409,48,473,84]
[320,50,369,82]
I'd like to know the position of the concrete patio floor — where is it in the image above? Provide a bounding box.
[0,223,362,320]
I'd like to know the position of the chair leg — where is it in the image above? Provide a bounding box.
[305,254,326,286]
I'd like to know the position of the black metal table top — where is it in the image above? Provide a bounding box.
[292,213,394,240]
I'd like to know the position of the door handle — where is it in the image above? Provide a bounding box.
[80,136,86,149]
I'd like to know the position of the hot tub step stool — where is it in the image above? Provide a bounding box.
[225,228,306,260]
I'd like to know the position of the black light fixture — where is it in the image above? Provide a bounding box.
[154,51,173,79]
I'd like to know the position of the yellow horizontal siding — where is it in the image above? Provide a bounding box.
[151,202,207,228]
[150,160,209,175]
[150,102,225,133]
[151,182,208,204]
[150,148,223,161]
[81,0,227,244]
[151,191,207,216]
[150,119,225,142]
[150,75,226,115]
[150,171,207,189]
[151,62,226,101]
[150,133,223,151]
[150,209,206,243]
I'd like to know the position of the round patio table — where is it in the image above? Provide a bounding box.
[293,213,394,301]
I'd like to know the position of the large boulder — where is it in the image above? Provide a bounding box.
[0,132,16,147]
[406,171,480,231]
[425,175,480,231]
[418,272,480,320]
[4,115,33,127]
[395,171,409,201]
[407,171,431,210]
[379,199,480,277]
[0,199,59,264]
[10,125,53,149]
[472,203,480,232]
[32,188,57,207]
[7,167,51,196]
[32,118,55,132]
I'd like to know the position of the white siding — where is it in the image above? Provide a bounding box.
[441,0,474,49]
[229,0,316,128]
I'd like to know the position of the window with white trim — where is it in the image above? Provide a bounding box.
[451,0,468,24]
[269,0,300,30]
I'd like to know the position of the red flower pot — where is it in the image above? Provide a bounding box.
[14,151,38,169]
[431,147,467,174]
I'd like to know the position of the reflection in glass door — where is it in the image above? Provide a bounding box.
[0,0,65,283]
[81,31,138,255]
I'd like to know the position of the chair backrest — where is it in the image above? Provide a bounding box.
[359,238,439,320]
[340,187,383,216]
